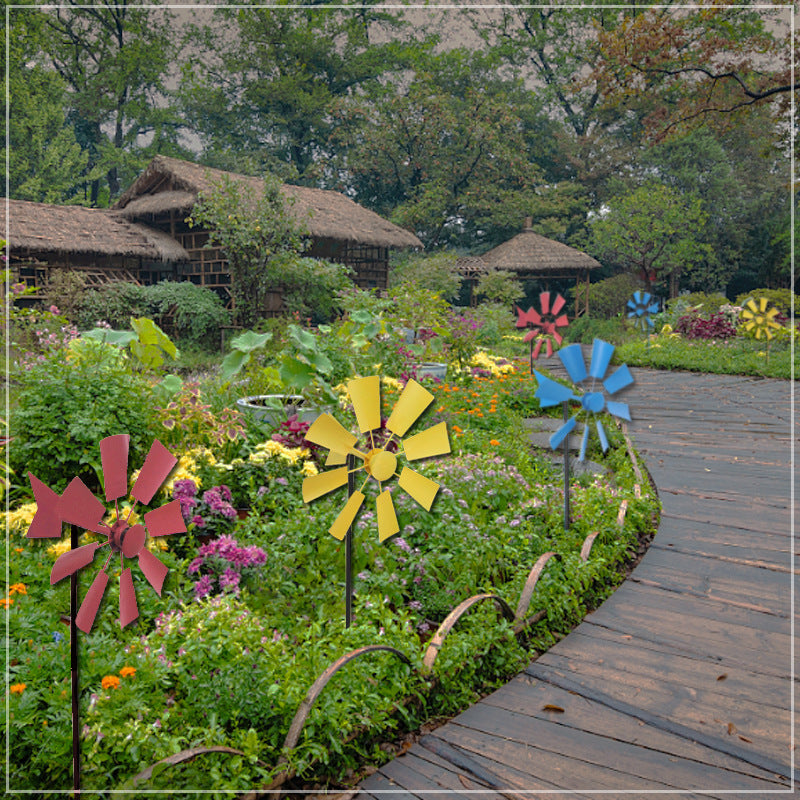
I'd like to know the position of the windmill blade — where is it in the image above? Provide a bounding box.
[626,300,638,314]
[647,300,659,315]
[58,477,107,533]
[385,379,433,438]
[398,467,439,511]
[558,344,588,383]
[302,466,349,502]
[514,306,527,328]
[544,338,553,358]
[119,568,139,628]
[100,434,129,502]
[523,329,539,343]
[540,291,551,315]
[144,500,186,537]
[532,337,544,359]
[138,548,168,596]
[589,339,614,379]
[534,371,574,407]
[325,450,347,466]
[75,570,109,634]
[603,363,634,395]
[551,294,566,315]
[131,440,177,505]
[376,490,400,543]
[596,419,609,452]
[305,413,359,456]
[329,491,365,541]
[554,313,569,328]
[402,422,450,461]
[348,375,381,433]
[549,416,577,450]
[633,291,643,304]
[552,330,564,346]
[51,542,101,584]
[27,473,63,538]
[606,400,631,421]
[578,424,590,461]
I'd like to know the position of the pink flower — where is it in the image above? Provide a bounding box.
[49,305,60,315]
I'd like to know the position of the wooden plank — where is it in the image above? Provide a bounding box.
[482,674,787,787]
[658,513,793,552]
[523,664,792,782]
[658,499,792,537]
[630,548,791,615]
[438,711,738,797]
[372,751,496,798]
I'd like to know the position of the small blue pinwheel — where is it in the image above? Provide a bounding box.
[626,291,660,332]
[534,339,634,461]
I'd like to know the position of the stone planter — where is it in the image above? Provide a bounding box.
[416,362,447,381]
[235,394,320,427]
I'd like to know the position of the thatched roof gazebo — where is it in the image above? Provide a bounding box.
[459,218,602,316]
[2,198,189,299]
[114,155,422,298]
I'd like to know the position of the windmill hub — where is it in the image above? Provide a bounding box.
[365,448,397,482]
[581,392,605,413]
[109,519,146,558]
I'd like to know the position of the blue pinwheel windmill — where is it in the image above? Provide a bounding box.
[626,291,660,333]
[534,340,634,461]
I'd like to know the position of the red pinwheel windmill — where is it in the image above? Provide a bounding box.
[516,292,570,369]
[28,435,186,632]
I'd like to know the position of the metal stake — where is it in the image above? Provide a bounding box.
[345,454,356,628]
[562,401,570,530]
[69,524,80,795]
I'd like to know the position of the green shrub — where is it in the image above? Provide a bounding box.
[75,282,150,329]
[471,302,517,348]
[143,281,230,348]
[734,287,797,317]
[475,268,524,306]
[573,273,641,319]
[666,291,728,315]
[10,338,158,492]
[273,255,354,324]
[564,315,627,345]
[389,250,463,301]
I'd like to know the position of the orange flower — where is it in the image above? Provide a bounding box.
[0,598,13,608]
[10,683,25,694]
[452,425,462,433]
[9,583,27,596]
[101,675,120,690]
[119,666,136,678]
[14,548,23,554]
[490,439,500,446]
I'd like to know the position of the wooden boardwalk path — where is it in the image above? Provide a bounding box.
[358,365,795,797]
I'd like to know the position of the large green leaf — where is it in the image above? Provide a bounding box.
[82,328,137,347]
[230,330,272,354]
[279,355,315,390]
[220,350,249,382]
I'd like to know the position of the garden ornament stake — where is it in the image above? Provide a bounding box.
[302,376,451,626]
[535,339,635,462]
[26,435,186,794]
[515,292,569,373]
[626,291,660,350]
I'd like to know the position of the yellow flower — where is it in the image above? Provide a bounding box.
[8,583,27,596]
[101,675,120,690]
[6,503,38,533]
[301,460,319,477]
[47,539,71,559]
[146,536,168,552]
[259,440,285,458]
[119,666,136,678]
[381,376,404,392]
[248,451,269,465]
[10,683,25,694]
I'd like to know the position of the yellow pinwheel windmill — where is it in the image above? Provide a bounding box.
[741,297,782,340]
[302,376,450,542]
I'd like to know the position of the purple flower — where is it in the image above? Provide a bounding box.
[187,557,204,574]
[220,568,241,594]
[191,515,206,528]
[194,574,214,599]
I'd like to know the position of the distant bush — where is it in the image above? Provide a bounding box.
[564,315,627,345]
[74,281,230,349]
[666,291,728,315]
[734,288,797,317]
[675,312,737,340]
[576,273,641,319]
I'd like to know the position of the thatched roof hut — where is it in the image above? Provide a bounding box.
[2,198,189,297]
[459,219,601,315]
[116,156,422,250]
[114,156,421,299]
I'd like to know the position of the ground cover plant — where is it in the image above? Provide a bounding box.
[4,296,658,798]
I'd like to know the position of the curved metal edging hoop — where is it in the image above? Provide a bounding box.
[130,745,269,787]
[513,551,562,622]
[282,644,412,753]
[421,593,515,674]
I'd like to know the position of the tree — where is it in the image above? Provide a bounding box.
[180,4,409,184]
[336,48,549,249]
[591,181,711,299]
[592,5,794,142]
[31,1,185,205]
[186,175,310,328]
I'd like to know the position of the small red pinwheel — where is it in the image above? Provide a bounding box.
[516,291,570,359]
[27,435,186,632]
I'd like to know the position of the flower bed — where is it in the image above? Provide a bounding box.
[4,349,658,795]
